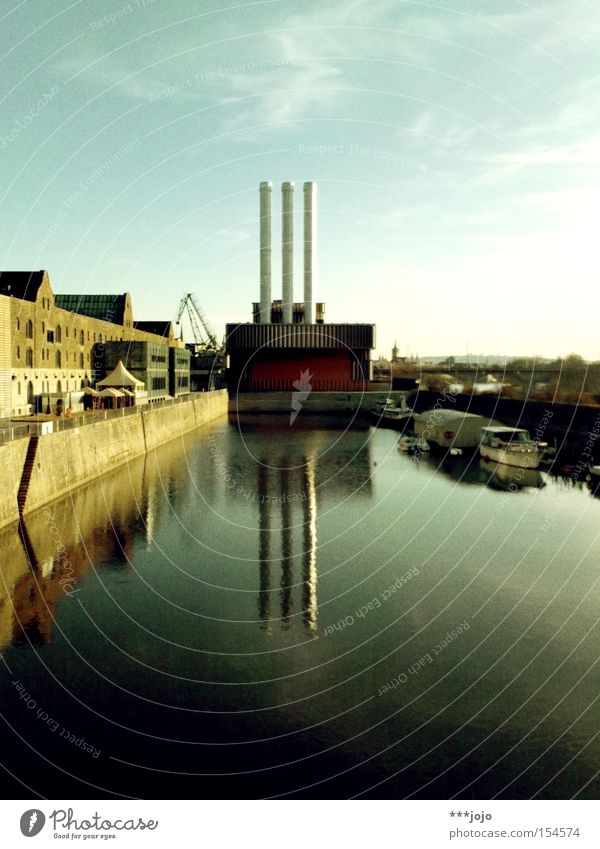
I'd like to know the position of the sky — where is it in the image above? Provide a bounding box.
[1,0,599,360]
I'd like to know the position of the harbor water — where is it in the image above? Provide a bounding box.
[1,415,599,799]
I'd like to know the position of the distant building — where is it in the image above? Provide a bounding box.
[0,270,188,417]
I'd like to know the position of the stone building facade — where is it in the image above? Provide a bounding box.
[0,270,188,418]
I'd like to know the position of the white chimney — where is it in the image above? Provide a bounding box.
[282,182,294,324]
[259,181,272,324]
[303,181,317,324]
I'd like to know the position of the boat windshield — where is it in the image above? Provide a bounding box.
[497,430,531,443]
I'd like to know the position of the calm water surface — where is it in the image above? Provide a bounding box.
[1,415,599,799]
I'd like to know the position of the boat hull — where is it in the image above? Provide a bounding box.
[370,411,413,431]
[480,445,542,469]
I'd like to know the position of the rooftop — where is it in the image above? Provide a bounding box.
[55,293,129,324]
[0,271,45,302]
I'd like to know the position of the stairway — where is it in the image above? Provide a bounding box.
[17,436,39,516]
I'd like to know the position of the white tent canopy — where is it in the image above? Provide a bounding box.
[98,387,125,398]
[97,360,144,388]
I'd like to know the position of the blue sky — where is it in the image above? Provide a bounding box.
[1,0,599,359]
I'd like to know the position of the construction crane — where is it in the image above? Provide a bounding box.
[176,292,220,353]
[176,292,225,391]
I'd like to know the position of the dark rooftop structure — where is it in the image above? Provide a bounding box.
[134,320,175,340]
[54,293,130,325]
[0,271,45,302]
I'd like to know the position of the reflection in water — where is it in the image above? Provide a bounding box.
[0,422,375,649]
[247,427,373,633]
[257,463,271,628]
[0,434,199,652]
[2,419,600,799]
[479,459,544,491]
[421,453,544,491]
[302,456,318,631]
[280,464,292,626]
[255,454,320,632]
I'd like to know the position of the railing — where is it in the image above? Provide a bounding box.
[0,390,222,442]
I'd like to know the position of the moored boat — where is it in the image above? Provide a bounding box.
[479,427,546,469]
[398,435,430,453]
[371,394,414,429]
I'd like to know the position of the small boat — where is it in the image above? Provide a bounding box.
[398,435,430,453]
[480,427,546,469]
[373,397,396,416]
[372,394,414,429]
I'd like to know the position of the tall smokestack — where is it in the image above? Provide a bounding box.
[303,181,317,324]
[282,182,294,324]
[259,181,272,324]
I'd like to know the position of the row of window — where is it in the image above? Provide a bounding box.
[16,317,119,345]
[16,378,89,397]
[15,347,90,368]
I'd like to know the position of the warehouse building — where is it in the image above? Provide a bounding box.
[0,270,189,418]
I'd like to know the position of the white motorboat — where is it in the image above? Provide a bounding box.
[398,435,430,453]
[479,426,546,469]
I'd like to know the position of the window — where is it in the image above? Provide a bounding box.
[66,327,69,338]
[56,326,61,343]
[16,317,20,331]
[16,346,20,360]
[25,319,33,339]
[80,329,85,345]
[151,377,167,391]
[79,353,84,368]
[26,349,33,367]
[47,330,54,343]
[55,351,61,368]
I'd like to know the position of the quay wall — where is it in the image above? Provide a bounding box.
[0,439,30,530]
[0,390,228,528]
[231,391,407,415]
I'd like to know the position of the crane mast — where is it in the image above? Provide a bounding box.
[176,293,220,353]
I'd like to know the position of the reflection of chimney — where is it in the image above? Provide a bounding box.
[303,181,317,324]
[280,464,292,625]
[282,182,294,324]
[302,456,318,631]
[259,182,272,324]
[258,463,271,627]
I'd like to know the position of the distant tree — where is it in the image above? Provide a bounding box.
[424,373,452,392]
[550,353,587,402]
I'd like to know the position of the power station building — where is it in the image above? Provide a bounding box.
[226,181,375,392]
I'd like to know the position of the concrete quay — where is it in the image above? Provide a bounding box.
[0,390,228,529]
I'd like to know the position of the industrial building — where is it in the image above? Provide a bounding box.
[226,181,375,393]
[0,270,189,418]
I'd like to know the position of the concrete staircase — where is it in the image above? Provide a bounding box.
[17,436,39,517]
